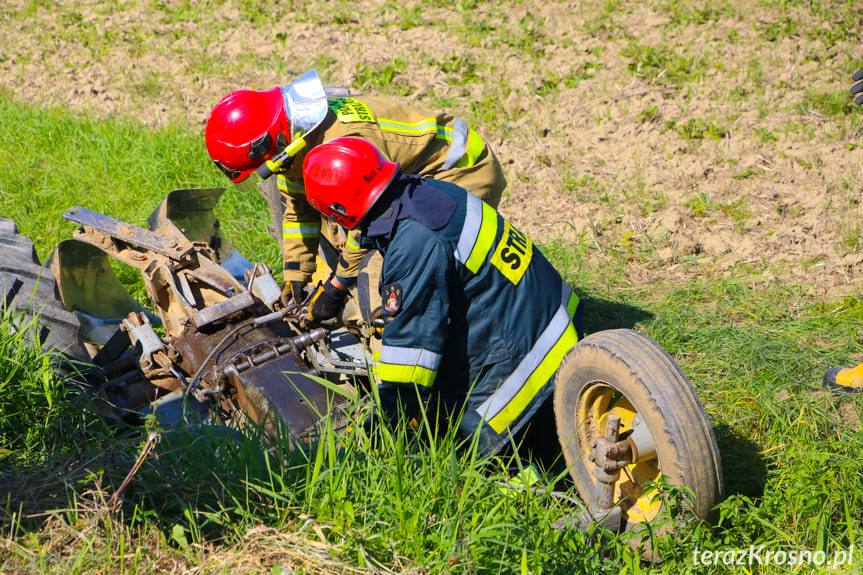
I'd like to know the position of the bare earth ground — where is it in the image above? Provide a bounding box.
[2,0,863,300]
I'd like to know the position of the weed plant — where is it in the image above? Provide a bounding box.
[0,308,105,465]
[0,333,627,573]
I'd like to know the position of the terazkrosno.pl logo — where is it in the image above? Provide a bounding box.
[692,545,855,568]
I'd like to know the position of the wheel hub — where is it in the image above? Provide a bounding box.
[579,382,663,523]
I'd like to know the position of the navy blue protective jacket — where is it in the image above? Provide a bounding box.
[361,174,582,455]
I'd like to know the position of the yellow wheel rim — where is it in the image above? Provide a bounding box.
[577,382,663,523]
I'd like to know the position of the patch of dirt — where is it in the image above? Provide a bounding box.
[839,400,862,429]
[2,0,862,297]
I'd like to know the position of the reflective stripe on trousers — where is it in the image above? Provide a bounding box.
[277,174,305,194]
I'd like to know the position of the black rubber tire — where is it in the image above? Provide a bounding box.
[554,329,723,532]
[0,217,90,364]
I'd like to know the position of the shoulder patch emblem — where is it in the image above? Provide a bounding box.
[383,283,402,315]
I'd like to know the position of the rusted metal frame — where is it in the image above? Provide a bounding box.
[63,206,201,270]
[586,414,629,531]
[217,328,327,381]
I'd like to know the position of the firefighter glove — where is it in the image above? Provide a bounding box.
[281,280,308,308]
[299,280,349,328]
[853,68,863,106]
[370,306,385,339]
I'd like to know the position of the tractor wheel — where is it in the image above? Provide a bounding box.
[0,218,90,364]
[553,329,723,539]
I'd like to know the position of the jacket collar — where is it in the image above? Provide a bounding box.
[361,174,456,242]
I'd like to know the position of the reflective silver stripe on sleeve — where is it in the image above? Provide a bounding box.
[346,233,362,250]
[379,345,443,371]
[562,283,573,311]
[475,282,573,421]
[453,192,483,265]
[441,117,469,170]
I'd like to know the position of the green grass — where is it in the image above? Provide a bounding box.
[620,42,708,87]
[0,92,279,274]
[0,306,618,573]
[665,118,729,144]
[354,58,413,98]
[0,309,106,464]
[645,280,863,561]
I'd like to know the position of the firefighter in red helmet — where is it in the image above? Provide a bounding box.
[300,137,583,455]
[205,70,507,324]
[205,87,291,184]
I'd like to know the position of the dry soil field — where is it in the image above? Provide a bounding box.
[2,0,863,300]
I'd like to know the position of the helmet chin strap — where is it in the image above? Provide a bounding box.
[276,132,288,153]
[327,202,348,217]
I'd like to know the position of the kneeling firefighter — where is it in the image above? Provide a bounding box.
[300,137,583,455]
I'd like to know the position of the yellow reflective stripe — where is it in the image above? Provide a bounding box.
[455,129,484,168]
[377,117,454,142]
[566,289,580,317]
[486,323,578,434]
[465,202,498,273]
[283,221,321,238]
[277,175,305,194]
[455,193,498,274]
[377,344,442,388]
[437,125,454,141]
[376,362,437,388]
[380,345,442,370]
[369,350,381,376]
[346,233,362,251]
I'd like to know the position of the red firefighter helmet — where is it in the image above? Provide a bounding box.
[205,87,289,183]
[302,137,399,229]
